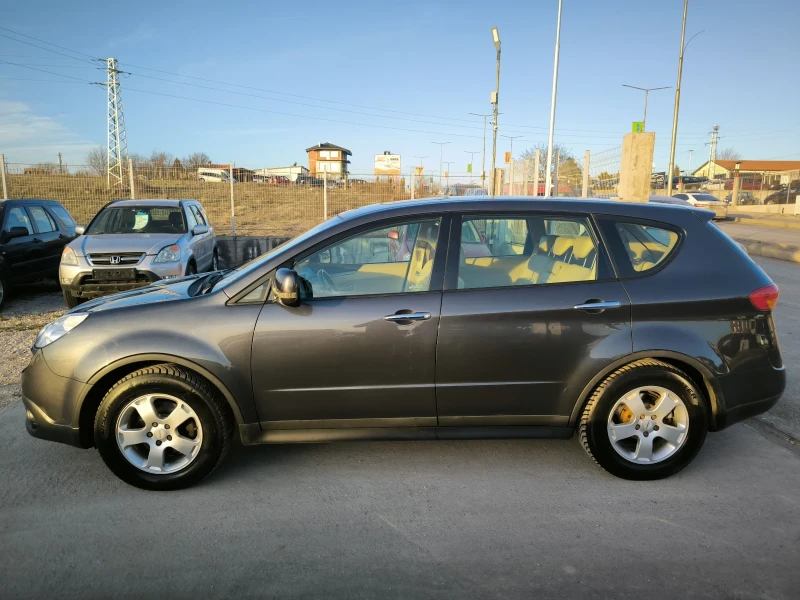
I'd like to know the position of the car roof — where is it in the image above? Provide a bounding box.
[339,196,712,222]
[0,198,63,205]
[107,199,189,207]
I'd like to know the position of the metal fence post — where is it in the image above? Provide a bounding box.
[410,167,415,200]
[229,162,236,235]
[582,150,590,198]
[323,172,328,220]
[0,154,7,200]
[522,159,529,196]
[128,158,135,199]
[552,149,560,196]
[533,150,541,196]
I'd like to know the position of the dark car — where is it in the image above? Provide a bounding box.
[0,199,78,309]
[22,197,784,490]
[296,176,324,187]
[763,185,799,205]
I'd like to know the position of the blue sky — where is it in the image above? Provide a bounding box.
[1,0,798,175]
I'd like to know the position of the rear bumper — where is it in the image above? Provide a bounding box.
[712,366,786,431]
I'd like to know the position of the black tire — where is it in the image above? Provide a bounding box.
[211,249,219,271]
[62,288,83,309]
[185,261,197,276]
[0,273,7,310]
[94,364,234,491]
[579,359,708,480]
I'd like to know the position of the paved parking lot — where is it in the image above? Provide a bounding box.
[1,258,798,599]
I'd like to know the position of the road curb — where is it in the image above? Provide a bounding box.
[734,238,800,264]
[730,217,800,230]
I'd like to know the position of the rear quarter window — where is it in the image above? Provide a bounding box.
[600,219,681,278]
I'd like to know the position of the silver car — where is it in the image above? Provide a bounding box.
[60,199,218,307]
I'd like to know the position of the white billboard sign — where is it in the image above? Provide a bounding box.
[374,154,401,175]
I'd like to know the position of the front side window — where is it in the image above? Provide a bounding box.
[611,222,679,274]
[457,216,597,290]
[191,206,206,225]
[4,207,33,235]
[28,206,56,233]
[86,206,187,234]
[294,218,442,299]
[47,205,75,228]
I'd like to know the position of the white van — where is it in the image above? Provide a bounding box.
[197,168,231,183]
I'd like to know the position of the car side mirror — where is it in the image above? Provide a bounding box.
[192,224,209,236]
[3,226,29,242]
[74,226,85,235]
[271,268,301,307]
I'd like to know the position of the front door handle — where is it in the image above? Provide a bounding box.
[573,300,621,312]
[384,311,431,322]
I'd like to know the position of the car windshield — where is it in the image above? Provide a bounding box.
[86,206,187,234]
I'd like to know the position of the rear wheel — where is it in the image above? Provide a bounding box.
[94,364,234,491]
[211,250,219,271]
[579,359,708,480]
[0,274,7,309]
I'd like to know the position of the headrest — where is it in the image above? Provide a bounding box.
[572,236,595,259]
[552,236,575,257]
[538,235,552,252]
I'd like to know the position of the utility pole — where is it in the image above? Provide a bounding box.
[501,135,523,195]
[490,26,501,197]
[414,156,428,195]
[464,150,479,184]
[431,142,451,192]
[544,0,563,197]
[57,152,63,174]
[688,149,693,174]
[101,58,129,189]
[621,85,671,131]
[469,113,492,189]
[706,124,719,180]
[443,161,453,191]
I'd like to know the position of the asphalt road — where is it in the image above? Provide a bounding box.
[1,258,799,600]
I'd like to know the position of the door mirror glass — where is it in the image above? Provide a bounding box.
[74,226,85,235]
[192,224,209,236]
[271,268,301,307]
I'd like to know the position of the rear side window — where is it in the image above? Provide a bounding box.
[47,205,76,228]
[605,221,680,276]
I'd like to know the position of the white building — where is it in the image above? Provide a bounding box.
[255,165,310,182]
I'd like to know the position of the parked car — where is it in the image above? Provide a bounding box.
[295,176,324,187]
[463,187,489,196]
[724,178,762,191]
[197,168,232,183]
[24,197,784,490]
[59,199,218,308]
[763,185,800,205]
[703,179,730,191]
[724,191,758,205]
[0,199,79,309]
[672,192,728,219]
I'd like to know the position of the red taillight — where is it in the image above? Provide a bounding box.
[750,283,780,311]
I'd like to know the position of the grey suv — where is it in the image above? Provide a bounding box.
[59,199,218,307]
[23,197,784,490]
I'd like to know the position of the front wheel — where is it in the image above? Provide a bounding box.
[62,288,83,309]
[211,250,219,272]
[94,364,234,490]
[579,359,708,480]
[0,274,7,310]
[185,261,197,276]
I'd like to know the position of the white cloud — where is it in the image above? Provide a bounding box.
[0,100,98,165]
[110,24,155,47]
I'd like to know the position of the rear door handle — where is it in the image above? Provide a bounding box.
[573,300,621,312]
[384,312,431,322]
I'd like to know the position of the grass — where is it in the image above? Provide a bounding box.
[6,175,412,236]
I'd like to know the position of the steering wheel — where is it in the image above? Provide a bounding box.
[316,269,340,294]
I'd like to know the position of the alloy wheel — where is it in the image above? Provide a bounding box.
[115,394,203,474]
[606,386,689,464]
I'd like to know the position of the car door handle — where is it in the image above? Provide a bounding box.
[384,311,431,322]
[573,300,621,312]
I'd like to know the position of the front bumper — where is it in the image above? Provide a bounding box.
[21,350,87,448]
[60,255,185,299]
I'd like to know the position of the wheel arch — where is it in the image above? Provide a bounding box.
[77,353,246,448]
[568,351,723,430]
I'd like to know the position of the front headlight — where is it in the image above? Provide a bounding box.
[34,314,88,349]
[153,244,181,263]
[61,246,79,266]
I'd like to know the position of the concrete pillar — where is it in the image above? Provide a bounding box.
[494,168,506,196]
[618,132,655,203]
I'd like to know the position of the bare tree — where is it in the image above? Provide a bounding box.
[32,162,59,174]
[147,150,174,179]
[717,148,741,161]
[181,152,211,169]
[85,147,106,176]
[519,143,575,180]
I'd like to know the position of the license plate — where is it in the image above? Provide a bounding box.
[93,268,136,280]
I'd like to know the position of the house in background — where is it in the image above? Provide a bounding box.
[306,142,351,179]
[693,159,800,186]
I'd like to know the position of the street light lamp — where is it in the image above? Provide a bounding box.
[490,26,501,197]
[621,84,671,131]
[431,141,451,192]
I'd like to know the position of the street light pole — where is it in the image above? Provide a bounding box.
[490,26,501,197]
[431,141,451,192]
[464,150,479,183]
[621,84,671,131]
[469,112,495,189]
[443,161,453,191]
[544,0,563,197]
[667,0,689,197]
[501,135,523,195]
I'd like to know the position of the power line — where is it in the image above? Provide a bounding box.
[0,59,94,82]
[0,26,99,59]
